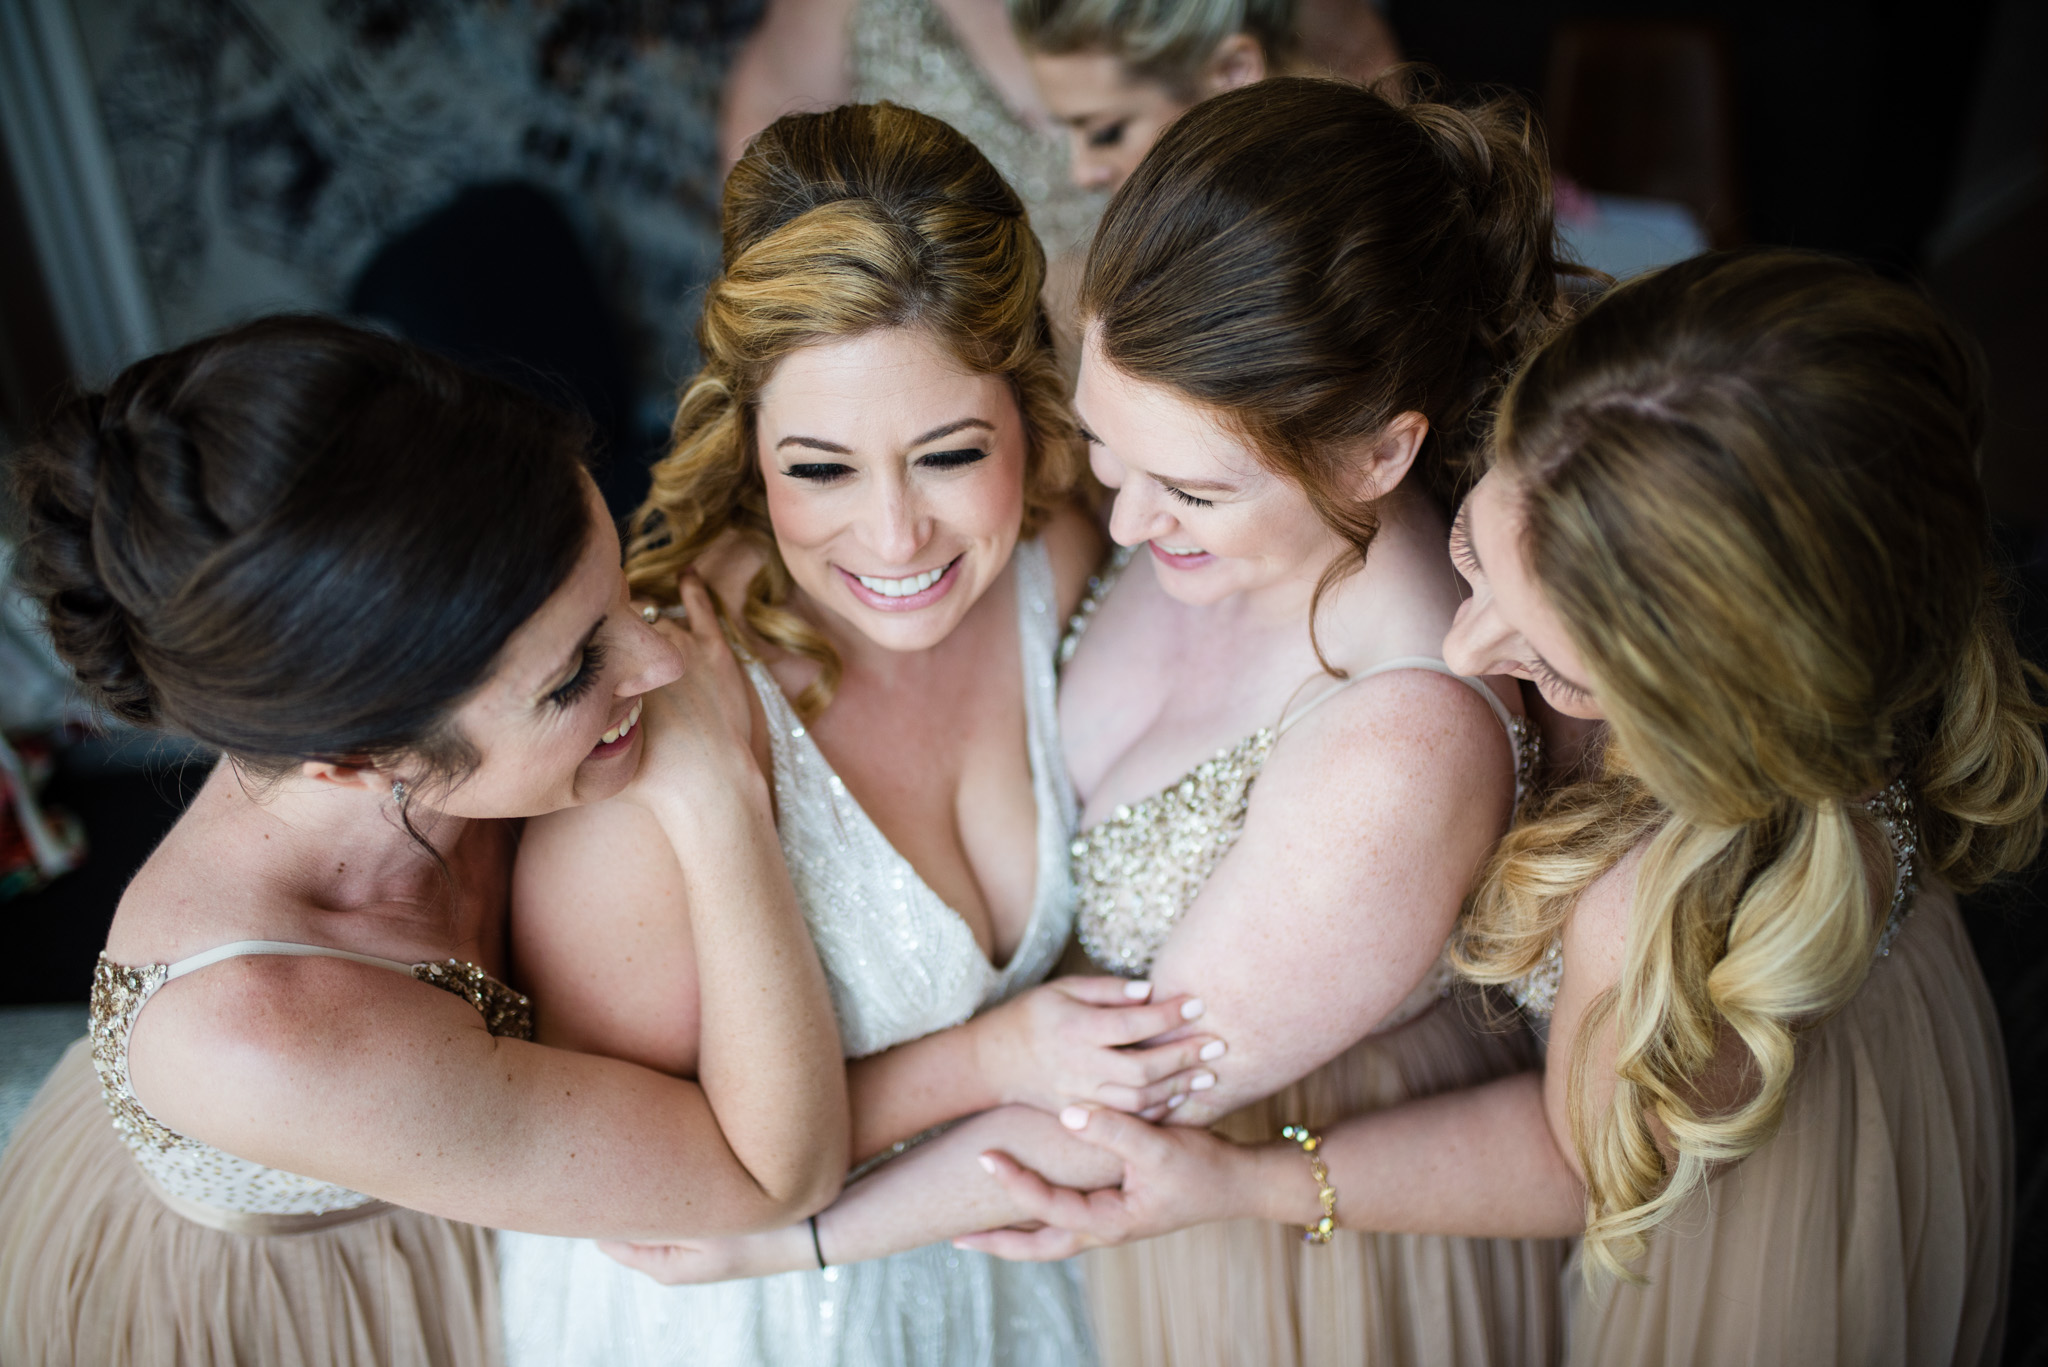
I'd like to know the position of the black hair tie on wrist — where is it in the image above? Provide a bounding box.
[809,1215,827,1269]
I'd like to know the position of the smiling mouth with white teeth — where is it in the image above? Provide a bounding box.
[852,555,960,598]
[596,698,643,749]
[1156,543,1205,555]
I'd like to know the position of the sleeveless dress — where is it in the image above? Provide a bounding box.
[849,0,1104,262]
[1529,785,2013,1366]
[1062,550,1568,1367]
[0,940,532,1366]
[497,539,1095,1366]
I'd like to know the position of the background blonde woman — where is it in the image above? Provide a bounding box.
[964,249,2042,1366]
[1008,0,1399,194]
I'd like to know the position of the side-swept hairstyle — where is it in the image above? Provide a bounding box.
[1081,74,1589,670]
[1455,250,2048,1278]
[627,102,1086,717]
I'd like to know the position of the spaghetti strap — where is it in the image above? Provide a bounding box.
[164,939,418,981]
[1275,655,1519,737]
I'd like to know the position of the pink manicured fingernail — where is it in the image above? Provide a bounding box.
[1199,1040,1225,1061]
[1190,1071,1216,1091]
[1166,1093,1188,1109]
[1060,1105,1090,1130]
[1123,980,1152,1000]
[1181,998,1205,1020]
[977,1154,997,1174]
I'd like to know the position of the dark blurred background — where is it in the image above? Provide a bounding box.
[0,0,2041,1357]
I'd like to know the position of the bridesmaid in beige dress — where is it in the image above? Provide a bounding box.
[0,317,848,1365]
[966,251,2034,1366]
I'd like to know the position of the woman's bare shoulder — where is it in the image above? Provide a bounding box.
[1038,501,1109,620]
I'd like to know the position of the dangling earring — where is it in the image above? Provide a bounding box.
[390,779,408,807]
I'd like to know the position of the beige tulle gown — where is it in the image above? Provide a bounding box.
[1542,785,2012,1365]
[1062,556,1569,1367]
[0,942,531,1366]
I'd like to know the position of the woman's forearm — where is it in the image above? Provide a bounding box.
[1255,1072,1585,1238]
[846,1026,996,1164]
[646,776,849,1211]
[817,1105,1123,1264]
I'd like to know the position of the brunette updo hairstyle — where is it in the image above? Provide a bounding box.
[11,315,593,787]
[1082,74,1588,667]
[628,101,1086,717]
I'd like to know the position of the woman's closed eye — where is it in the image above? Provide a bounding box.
[918,446,990,471]
[1531,654,1590,705]
[1162,484,1213,509]
[786,462,854,482]
[548,640,607,709]
[1448,516,1479,577]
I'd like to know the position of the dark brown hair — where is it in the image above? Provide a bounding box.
[1082,73,1590,668]
[11,315,593,786]
[629,102,1086,716]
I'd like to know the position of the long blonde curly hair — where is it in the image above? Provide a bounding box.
[1455,250,2048,1280]
[627,102,1087,716]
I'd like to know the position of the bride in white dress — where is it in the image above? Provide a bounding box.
[497,103,1213,1365]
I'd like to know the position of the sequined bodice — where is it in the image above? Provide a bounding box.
[747,538,1075,1059]
[91,946,530,1216]
[1504,778,1923,1024]
[849,0,1104,260]
[1066,553,1536,982]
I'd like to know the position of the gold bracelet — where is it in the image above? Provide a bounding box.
[1280,1124,1338,1244]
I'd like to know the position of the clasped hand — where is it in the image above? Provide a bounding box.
[973,977,1225,1118]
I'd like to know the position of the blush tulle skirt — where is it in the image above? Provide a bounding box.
[0,1039,502,1366]
[1081,986,1569,1366]
[1568,883,2010,1367]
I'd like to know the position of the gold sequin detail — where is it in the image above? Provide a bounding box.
[90,951,532,1215]
[90,958,176,1152]
[413,959,533,1041]
[1073,728,1275,977]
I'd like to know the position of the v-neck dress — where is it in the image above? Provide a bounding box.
[498,537,1093,1366]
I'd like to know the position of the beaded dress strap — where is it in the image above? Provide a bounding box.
[1058,544,1136,668]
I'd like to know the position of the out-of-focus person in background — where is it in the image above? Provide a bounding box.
[1006,0,1702,281]
[1008,0,1399,193]
[720,0,1107,292]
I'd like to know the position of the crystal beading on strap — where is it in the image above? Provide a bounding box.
[90,950,531,1218]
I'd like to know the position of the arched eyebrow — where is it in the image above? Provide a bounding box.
[910,417,994,446]
[773,417,993,455]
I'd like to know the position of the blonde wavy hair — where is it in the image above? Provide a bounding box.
[627,102,1087,716]
[1454,250,2048,1280]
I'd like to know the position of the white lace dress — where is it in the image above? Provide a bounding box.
[499,539,1094,1366]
